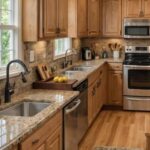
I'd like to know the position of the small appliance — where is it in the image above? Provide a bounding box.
[123,18,150,39]
[123,46,150,111]
[81,47,92,60]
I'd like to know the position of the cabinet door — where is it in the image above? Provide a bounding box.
[44,0,57,37]
[108,71,123,105]
[58,0,68,37]
[142,0,150,18]
[102,0,122,37]
[88,83,95,125]
[88,0,100,36]
[46,127,62,150]
[77,0,88,37]
[123,0,142,18]
[37,144,45,150]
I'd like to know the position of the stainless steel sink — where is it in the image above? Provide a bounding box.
[0,101,51,117]
[67,66,92,71]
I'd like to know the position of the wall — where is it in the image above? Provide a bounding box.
[0,38,81,103]
[81,38,150,57]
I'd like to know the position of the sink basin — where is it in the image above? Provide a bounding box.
[67,66,93,71]
[0,101,51,117]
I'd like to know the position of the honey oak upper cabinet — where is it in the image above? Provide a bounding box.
[102,0,122,37]
[68,0,88,37]
[44,0,68,38]
[23,0,68,41]
[88,0,100,37]
[123,0,150,18]
[142,0,150,18]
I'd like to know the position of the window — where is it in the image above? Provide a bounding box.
[0,0,21,75]
[54,38,72,59]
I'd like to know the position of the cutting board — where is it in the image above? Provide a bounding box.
[33,79,78,90]
[37,64,52,81]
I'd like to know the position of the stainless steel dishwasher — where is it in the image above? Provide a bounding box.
[63,80,88,150]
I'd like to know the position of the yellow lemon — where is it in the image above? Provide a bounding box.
[53,76,59,82]
[62,76,68,82]
[58,77,64,83]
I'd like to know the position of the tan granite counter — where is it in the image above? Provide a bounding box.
[0,90,79,150]
[59,58,124,87]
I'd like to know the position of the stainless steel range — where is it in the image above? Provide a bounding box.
[123,46,150,111]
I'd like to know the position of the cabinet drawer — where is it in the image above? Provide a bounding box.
[20,111,62,150]
[88,65,104,87]
[108,63,122,71]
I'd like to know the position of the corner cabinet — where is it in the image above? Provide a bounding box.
[22,0,68,41]
[20,111,62,150]
[88,65,107,125]
[102,0,122,37]
[123,0,150,18]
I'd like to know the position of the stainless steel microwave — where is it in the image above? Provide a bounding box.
[123,18,150,39]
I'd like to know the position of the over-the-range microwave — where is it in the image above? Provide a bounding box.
[123,18,150,39]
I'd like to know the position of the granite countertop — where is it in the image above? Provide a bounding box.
[95,146,143,150]
[0,58,124,150]
[59,58,124,87]
[0,90,79,150]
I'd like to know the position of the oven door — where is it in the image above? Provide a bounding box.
[124,65,150,96]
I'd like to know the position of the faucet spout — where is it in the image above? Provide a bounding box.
[5,59,29,103]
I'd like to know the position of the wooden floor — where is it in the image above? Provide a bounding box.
[79,110,150,150]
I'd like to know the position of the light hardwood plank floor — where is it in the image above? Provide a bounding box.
[79,110,150,150]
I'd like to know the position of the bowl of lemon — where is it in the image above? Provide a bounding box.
[53,76,68,83]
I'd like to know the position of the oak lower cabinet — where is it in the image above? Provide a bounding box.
[123,0,150,18]
[108,63,123,106]
[20,111,62,150]
[102,0,122,37]
[88,65,107,125]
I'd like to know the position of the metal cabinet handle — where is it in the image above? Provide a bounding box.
[65,99,81,114]
[32,139,39,145]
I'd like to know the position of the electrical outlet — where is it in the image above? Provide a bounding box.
[29,50,35,63]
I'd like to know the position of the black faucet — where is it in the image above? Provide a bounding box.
[4,59,29,103]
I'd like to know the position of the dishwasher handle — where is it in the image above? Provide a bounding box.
[65,99,81,114]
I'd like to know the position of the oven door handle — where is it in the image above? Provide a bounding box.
[124,65,150,70]
[125,97,150,101]
[65,99,81,114]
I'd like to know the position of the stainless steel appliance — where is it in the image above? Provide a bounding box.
[123,46,150,111]
[123,18,150,39]
[63,80,88,150]
[82,47,92,60]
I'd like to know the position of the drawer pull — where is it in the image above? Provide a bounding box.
[32,139,39,145]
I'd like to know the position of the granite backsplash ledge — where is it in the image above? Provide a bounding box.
[0,38,81,103]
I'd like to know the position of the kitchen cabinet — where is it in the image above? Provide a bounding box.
[123,0,150,18]
[102,0,122,37]
[88,65,107,125]
[23,0,68,41]
[88,0,100,36]
[20,111,62,150]
[68,0,88,37]
[108,63,123,106]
